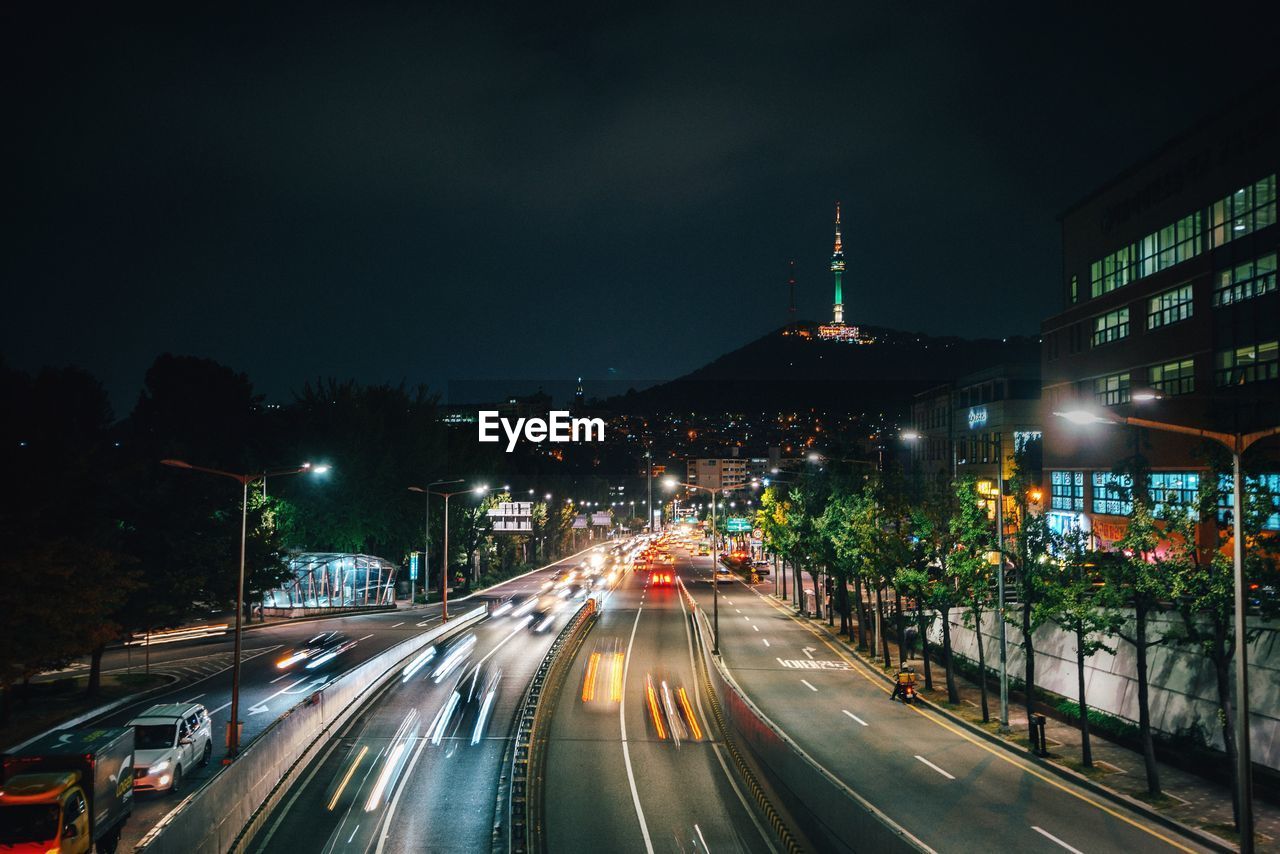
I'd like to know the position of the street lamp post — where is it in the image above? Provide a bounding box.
[160,458,321,760]
[1055,408,1279,850]
[666,478,739,655]
[427,483,505,620]
[408,479,463,607]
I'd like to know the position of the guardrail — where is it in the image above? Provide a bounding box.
[133,605,488,854]
[506,597,598,853]
[679,579,929,854]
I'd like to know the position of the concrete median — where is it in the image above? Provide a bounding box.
[132,605,488,854]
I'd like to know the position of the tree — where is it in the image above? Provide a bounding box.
[1005,459,1055,722]
[950,477,996,722]
[756,486,793,601]
[1035,525,1115,768]
[913,484,962,701]
[1106,499,1176,796]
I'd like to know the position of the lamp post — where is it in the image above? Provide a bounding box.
[1055,408,1279,850]
[903,429,1009,729]
[261,462,330,499]
[160,458,321,760]
[666,478,741,655]
[408,479,462,607]
[428,483,505,620]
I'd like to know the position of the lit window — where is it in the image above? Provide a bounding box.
[1091,308,1130,346]
[1093,372,1130,406]
[1147,284,1193,329]
[1051,470,1084,511]
[1209,175,1277,248]
[1092,472,1133,516]
[1149,472,1200,515]
[1149,358,1195,396]
[1213,253,1277,307]
[1218,473,1280,531]
[1216,340,1279,386]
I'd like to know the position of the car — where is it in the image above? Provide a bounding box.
[651,571,674,586]
[128,702,213,793]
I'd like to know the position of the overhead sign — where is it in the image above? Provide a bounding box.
[725,517,751,533]
[573,515,588,529]
[967,406,988,430]
[591,512,612,527]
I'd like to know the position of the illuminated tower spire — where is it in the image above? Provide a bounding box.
[831,202,845,324]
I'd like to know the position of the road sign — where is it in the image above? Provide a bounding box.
[488,501,533,532]
[752,528,763,539]
[591,512,611,526]
[409,552,419,581]
[725,517,751,533]
[573,515,588,529]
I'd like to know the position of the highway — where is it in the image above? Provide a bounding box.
[246,553,603,853]
[542,562,777,853]
[34,550,598,851]
[678,550,1211,854]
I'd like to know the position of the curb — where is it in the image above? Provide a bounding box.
[780,595,1235,854]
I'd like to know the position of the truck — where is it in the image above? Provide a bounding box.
[0,727,134,854]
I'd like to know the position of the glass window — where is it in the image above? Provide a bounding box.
[1094,372,1130,406]
[1149,357,1195,396]
[1218,473,1280,531]
[1051,470,1084,511]
[1210,174,1277,247]
[1147,284,1193,329]
[1214,252,1277,307]
[1070,275,1079,304]
[1092,472,1133,516]
[1149,472,1200,515]
[1216,340,1279,386]
[1092,307,1130,346]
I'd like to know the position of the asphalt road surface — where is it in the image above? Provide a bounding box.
[678,550,1211,854]
[543,564,776,854]
[247,554,605,853]
[40,548,602,851]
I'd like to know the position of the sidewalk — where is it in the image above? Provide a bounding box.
[763,582,1279,853]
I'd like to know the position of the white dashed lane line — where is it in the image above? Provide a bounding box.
[762,639,771,648]
[800,679,818,692]
[915,755,955,780]
[842,710,868,726]
[1031,827,1084,854]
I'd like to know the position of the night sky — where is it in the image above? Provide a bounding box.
[6,2,1279,414]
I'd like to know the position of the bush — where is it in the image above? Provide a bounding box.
[1055,700,1139,741]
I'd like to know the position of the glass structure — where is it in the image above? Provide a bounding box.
[264,552,398,609]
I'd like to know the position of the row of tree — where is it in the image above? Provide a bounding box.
[753,453,1277,830]
[0,354,623,725]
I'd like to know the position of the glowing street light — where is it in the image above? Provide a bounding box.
[1055,405,1280,846]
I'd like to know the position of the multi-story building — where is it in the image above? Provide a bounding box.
[908,363,1042,489]
[1041,82,1280,546]
[686,455,749,492]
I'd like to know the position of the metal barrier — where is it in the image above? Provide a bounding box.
[679,581,928,854]
[133,605,488,854]
[507,597,597,853]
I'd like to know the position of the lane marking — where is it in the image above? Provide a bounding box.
[762,639,770,648]
[357,634,374,642]
[694,823,710,852]
[915,755,955,780]
[269,673,289,684]
[1032,826,1085,854]
[390,622,405,628]
[745,584,1197,853]
[619,602,655,854]
[183,694,205,702]
[800,679,818,692]
[743,616,751,622]
[842,710,868,727]
[752,625,759,632]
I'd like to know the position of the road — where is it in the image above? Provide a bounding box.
[542,563,776,854]
[246,554,602,853]
[43,550,599,851]
[679,550,1211,854]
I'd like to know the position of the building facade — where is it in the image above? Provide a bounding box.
[909,363,1042,489]
[686,456,750,491]
[1041,83,1280,546]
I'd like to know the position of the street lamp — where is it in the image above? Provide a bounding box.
[408,479,463,606]
[665,477,742,655]
[160,458,321,760]
[261,461,330,499]
[1055,407,1279,849]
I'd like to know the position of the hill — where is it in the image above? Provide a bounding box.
[608,323,1039,414]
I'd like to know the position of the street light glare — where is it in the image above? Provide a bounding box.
[1053,409,1112,426]
[311,464,331,474]
[900,430,922,441]
[806,452,822,463]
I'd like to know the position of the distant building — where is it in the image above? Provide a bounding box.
[818,201,871,343]
[908,363,1042,488]
[1041,82,1280,546]
[686,456,749,491]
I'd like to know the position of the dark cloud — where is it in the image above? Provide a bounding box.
[5,2,1279,412]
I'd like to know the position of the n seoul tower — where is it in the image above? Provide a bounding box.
[831,201,845,325]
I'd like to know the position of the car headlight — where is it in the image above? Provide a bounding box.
[149,759,170,774]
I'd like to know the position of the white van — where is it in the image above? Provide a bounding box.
[128,702,213,793]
